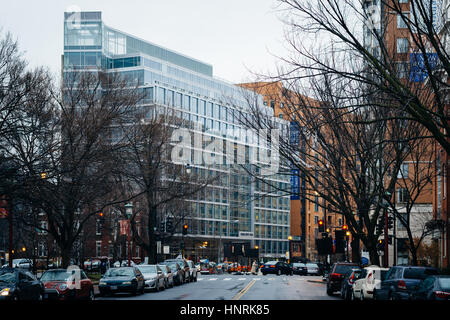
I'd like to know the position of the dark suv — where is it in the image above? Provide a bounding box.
[374,266,439,300]
[326,262,359,295]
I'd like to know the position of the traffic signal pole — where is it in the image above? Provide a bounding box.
[384,209,389,267]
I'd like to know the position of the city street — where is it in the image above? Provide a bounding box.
[97,273,339,300]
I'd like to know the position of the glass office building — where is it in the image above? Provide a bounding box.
[63,11,291,260]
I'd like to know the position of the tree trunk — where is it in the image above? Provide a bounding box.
[61,245,72,269]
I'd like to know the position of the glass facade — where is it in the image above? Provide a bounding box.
[63,11,291,258]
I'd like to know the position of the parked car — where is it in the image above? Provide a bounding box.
[306,263,320,276]
[352,265,389,300]
[159,262,184,286]
[2,259,33,270]
[98,267,145,296]
[186,260,198,282]
[340,268,362,300]
[410,275,450,300]
[200,260,211,274]
[0,267,44,300]
[158,264,174,288]
[136,264,165,292]
[374,266,439,300]
[41,269,94,300]
[261,261,293,276]
[292,263,308,275]
[326,262,360,295]
[164,259,190,283]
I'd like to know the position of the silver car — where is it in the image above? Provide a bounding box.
[158,264,174,288]
[306,263,320,276]
[136,265,165,292]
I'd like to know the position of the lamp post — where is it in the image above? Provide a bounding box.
[125,203,133,267]
[288,236,293,264]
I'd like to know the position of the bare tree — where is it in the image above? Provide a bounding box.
[119,106,218,264]
[273,0,449,152]
[3,70,143,268]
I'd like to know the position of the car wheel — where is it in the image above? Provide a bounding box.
[389,292,395,301]
[326,287,333,296]
[262,272,267,276]
[277,269,281,276]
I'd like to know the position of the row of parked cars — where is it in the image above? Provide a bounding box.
[97,258,198,297]
[0,258,199,300]
[326,262,450,301]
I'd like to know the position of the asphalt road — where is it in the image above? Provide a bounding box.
[97,273,340,300]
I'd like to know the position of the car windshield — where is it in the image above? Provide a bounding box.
[404,268,438,280]
[334,265,358,274]
[293,263,304,267]
[0,270,16,284]
[41,271,72,281]
[306,263,318,267]
[137,265,157,273]
[104,268,134,278]
[438,278,450,290]
[265,261,278,265]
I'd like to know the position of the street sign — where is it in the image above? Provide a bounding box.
[163,246,170,254]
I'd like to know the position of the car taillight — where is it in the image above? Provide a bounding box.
[398,280,407,290]
[270,265,276,268]
[434,291,450,299]
[330,273,342,280]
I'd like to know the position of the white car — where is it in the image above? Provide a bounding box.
[186,260,198,282]
[114,260,136,267]
[137,264,165,291]
[2,259,33,270]
[352,265,389,300]
[306,263,320,276]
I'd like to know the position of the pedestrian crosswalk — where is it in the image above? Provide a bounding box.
[197,276,288,281]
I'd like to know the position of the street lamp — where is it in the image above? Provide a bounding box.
[125,203,133,267]
[288,236,293,264]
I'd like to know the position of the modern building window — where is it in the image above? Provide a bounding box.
[314,196,319,212]
[397,38,409,53]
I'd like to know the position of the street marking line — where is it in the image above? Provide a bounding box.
[232,279,256,301]
[223,278,232,281]
[208,278,218,281]
[254,278,261,281]
[238,278,246,280]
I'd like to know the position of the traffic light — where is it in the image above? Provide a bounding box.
[342,225,348,231]
[182,223,188,235]
[166,216,174,233]
[318,219,324,233]
[387,216,394,229]
[98,212,105,225]
[377,239,385,251]
[376,216,384,235]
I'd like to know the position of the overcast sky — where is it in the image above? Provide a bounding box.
[0,0,289,84]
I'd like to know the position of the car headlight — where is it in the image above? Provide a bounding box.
[99,281,106,286]
[0,288,11,296]
[59,283,68,291]
[122,281,132,285]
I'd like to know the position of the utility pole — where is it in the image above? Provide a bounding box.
[8,197,13,268]
[384,209,389,267]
